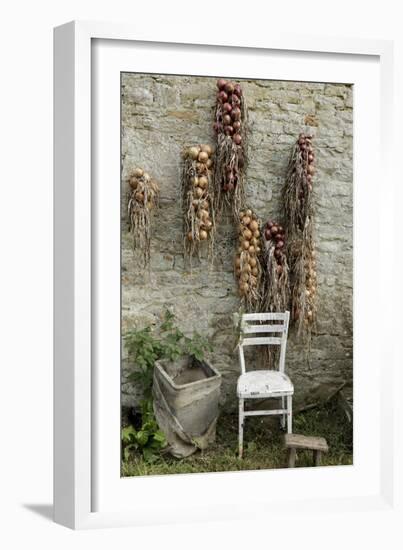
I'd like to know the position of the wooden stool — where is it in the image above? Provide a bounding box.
[284,433,329,467]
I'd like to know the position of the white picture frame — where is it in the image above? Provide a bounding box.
[54,20,397,530]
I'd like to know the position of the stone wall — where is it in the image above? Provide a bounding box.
[121,73,353,411]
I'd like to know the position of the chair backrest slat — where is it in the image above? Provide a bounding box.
[242,324,286,334]
[241,336,282,346]
[241,312,288,322]
[238,311,290,374]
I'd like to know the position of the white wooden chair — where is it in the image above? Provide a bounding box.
[236,311,293,458]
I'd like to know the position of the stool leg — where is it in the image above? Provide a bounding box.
[288,448,296,468]
[314,450,322,466]
[238,398,244,459]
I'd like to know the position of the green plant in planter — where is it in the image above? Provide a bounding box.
[124,310,212,398]
[122,310,212,462]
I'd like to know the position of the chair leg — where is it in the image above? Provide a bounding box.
[238,398,244,459]
[280,396,286,429]
[287,395,292,434]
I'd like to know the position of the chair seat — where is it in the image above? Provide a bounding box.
[237,370,294,398]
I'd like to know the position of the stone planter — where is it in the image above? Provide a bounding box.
[153,355,222,458]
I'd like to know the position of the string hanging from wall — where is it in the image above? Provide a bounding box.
[181,144,216,263]
[283,133,317,339]
[234,208,263,312]
[261,220,290,314]
[127,167,160,268]
[213,78,248,218]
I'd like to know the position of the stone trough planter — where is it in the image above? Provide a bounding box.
[153,355,222,458]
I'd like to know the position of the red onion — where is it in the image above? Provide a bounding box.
[224,82,234,94]
[223,114,232,125]
[264,228,271,240]
[276,240,284,249]
[233,120,241,131]
[223,102,232,113]
[218,90,228,102]
[234,84,242,97]
[225,125,234,136]
[233,133,242,145]
[231,107,241,121]
[271,226,278,235]
[217,79,227,90]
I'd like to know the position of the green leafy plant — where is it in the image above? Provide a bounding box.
[122,310,212,462]
[122,400,167,462]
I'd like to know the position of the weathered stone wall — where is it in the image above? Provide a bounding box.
[121,74,353,410]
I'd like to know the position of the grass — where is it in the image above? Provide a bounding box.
[122,399,353,477]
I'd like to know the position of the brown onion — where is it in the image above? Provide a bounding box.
[249,220,259,231]
[199,229,208,240]
[129,178,138,190]
[188,146,200,160]
[251,267,259,277]
[198,176,208,188]
[240,282,249,293]
[243,228,253,240]
[198,151,209,163]
[248,246,255,255]
[200,144,213,156]
[242,216,251,226]
[242,240,250,250]
[133,167,144,178]
[224,82,235,94]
